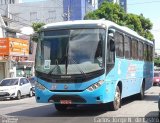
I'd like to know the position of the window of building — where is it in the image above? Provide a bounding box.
[120,2,124,6]
[9,0,11,4]
[88,0,92,4]
[48,11,56,19]
[12,13,19,22]
[30,12,37,21]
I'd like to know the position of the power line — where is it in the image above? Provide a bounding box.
[7,4,90,9]
[9,4,63,9]
[2,16,31,27]
[0,7,30,23]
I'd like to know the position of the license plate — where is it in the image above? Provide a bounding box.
[60,100,72,104]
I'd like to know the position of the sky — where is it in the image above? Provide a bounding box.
[22,0,44,2]
[22,0,160,52]
[127,0,160,53]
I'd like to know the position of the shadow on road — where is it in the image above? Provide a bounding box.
[145,111,159,123]
[144,95,159,102]
[6,94,159,118]
[121,94,159,106]
[6,104,108,117]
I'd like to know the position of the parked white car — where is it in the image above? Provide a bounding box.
[0,77,33,100]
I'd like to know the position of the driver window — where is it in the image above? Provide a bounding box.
[107,29,115,63]
[106,28,115,73]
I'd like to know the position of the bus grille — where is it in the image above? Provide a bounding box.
[48,95,86,103]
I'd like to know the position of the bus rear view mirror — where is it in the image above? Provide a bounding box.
[110,39,115,52]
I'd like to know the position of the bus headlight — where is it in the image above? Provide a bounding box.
[86,80,104,92]
[35,82,46,90]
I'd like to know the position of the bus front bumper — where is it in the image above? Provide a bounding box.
[35,83,114,104]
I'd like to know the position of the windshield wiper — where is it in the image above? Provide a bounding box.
[47,57,65,75]
[65,39,69,75]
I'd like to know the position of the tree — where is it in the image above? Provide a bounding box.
[137,14,154,40]
[84,1,126,25]
[84,1,154,41]
[154,57,160,67]
[31,22,45,42]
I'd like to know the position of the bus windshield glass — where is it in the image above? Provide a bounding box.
[35,28,105,75]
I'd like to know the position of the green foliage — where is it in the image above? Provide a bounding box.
[84,1,154,41]
[154,58,160,67]
[84,1,126,25]
[32,22,45,42]
[32,22,45,33]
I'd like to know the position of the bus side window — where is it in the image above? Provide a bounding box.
[124,35,131,59]
[115,32,124,58]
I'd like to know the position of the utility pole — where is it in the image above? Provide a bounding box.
[67,6,70,21]
[7,3,9,26]
[62,0,71,21]
[62,5,71,21]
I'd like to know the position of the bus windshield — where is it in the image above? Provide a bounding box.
[35,28,105,75]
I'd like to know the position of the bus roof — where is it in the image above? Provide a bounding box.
[42,20,153,45]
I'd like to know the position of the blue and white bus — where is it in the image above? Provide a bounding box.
[35,20,154,111]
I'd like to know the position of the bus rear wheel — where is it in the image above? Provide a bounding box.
[137,82,145,100]
[109,86,121,111]
[54,104,68,111]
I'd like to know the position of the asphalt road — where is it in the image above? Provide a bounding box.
[0,86,159,123]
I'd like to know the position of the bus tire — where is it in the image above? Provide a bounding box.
[54,104,68,111]
[137,82,145,100]
[109,86,121,111]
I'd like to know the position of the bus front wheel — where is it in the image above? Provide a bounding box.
[109,86,121,111]
[54,104,68,111]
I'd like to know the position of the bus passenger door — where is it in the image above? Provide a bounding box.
[106,29,115,74]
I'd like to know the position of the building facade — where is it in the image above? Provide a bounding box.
[63,0,93,21]
[119,0,127,12]
[0,15,29,80]
[0,37,29,79]
[0,0,64,29]
[0,0,22,4]
[0,0,94,30]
